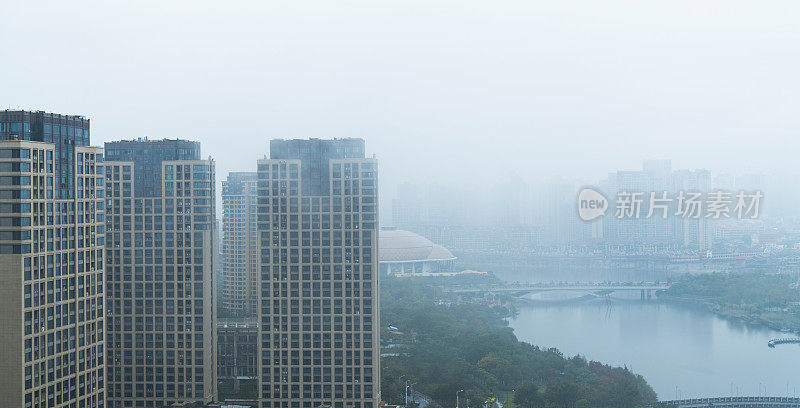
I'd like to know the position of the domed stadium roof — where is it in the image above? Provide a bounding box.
[379,228,456,263]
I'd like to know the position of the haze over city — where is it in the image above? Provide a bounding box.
[3,2,800,408]
[4,0,800,218]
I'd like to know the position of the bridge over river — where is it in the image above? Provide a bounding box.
[445,283,670,297]
[768,338,800,347]
[659,396,800,407]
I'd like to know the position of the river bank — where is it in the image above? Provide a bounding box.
[658,271,800,335]
[657,292,800,334]
[380,275,659,408]
[509,293,800,400]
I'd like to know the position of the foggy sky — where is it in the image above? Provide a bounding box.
[2,0,799,218]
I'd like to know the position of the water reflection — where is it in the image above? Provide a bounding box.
[508,293,800,400]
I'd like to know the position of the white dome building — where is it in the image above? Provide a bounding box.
[379,227,456,275]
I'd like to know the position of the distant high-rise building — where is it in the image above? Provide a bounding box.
[391,183,494,229]
[104,139,217,407]
[604,165,675,247]
[257,138,380,408]
[602,160,668,247]
[0,110,106,408]
[603,161,713,250]
[673,169,712,249]
[221,172,259,317]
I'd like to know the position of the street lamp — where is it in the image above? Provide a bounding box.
[457,389,465,408]
[405,381,416,408]
[399,375,406,402]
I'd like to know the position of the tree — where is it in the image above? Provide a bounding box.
[542,378,579,408]
[514,382,543,408]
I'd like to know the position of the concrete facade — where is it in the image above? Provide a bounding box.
[257,138,380,408]
[221,172,259,317]
[104,139,217,407]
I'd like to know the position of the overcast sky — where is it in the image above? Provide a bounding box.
[2,0,799,215]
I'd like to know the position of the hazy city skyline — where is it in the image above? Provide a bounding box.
[4,0,800,218]
[4,2,800,407]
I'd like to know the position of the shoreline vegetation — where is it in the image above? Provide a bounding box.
[380,274,661,408]
[658,271,800,334]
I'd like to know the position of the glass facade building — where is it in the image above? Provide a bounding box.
[0,110,106,408]
[0,110,91,200]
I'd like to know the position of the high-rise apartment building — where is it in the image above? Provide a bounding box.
[0,110,106,408]
[257,138,380,408]
[602,160,714,250]
[221,172,259,317]
[104,139,217,407]
[673,169,712,250]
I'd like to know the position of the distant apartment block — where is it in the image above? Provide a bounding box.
[0,110,106,407]
[602,160,713,250]
[221,172,259,317]
[104,139,217,407]
[257,138,380,408]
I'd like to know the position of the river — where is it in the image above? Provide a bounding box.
[507,291,800,400]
